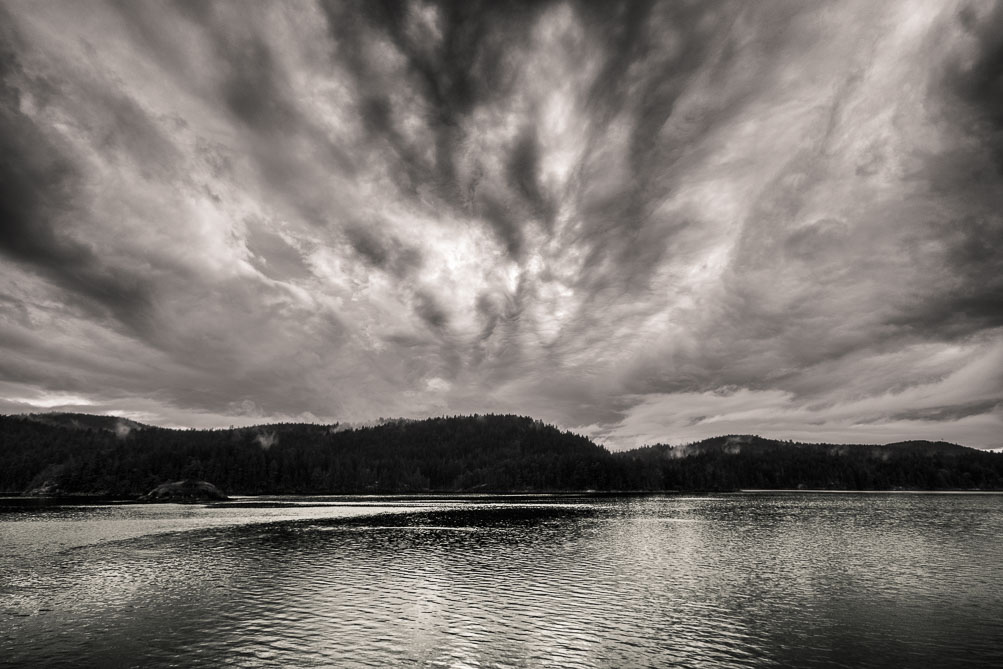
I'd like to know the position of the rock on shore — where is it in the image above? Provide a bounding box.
[24,479,65,497]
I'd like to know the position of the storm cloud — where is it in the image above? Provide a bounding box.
[0,0,1000,449]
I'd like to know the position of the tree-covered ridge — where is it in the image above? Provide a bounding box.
[1,414,1001,496]
[624,435,1000,491]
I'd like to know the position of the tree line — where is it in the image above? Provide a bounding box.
[2,414,1001,496]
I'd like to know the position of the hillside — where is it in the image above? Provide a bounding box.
[0,414,617,495]
[1,414,1001,496]
[621,435,1000,490]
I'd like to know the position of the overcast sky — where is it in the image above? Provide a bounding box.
[1,0,1001,449]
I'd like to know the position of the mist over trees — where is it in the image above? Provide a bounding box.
[2,414,1001,496]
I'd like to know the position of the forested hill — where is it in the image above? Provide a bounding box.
[1,413,1001,496]
[625,435,999,491]
[0,414,613,495]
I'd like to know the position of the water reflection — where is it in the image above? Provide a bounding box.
[2,494,1003,668]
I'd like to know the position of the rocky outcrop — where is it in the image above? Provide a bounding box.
[24,479,65,497]
[140,479,228,502]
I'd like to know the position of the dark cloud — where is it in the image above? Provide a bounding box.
[414,290,449,331]
[477,195,526,259]
[344,0,541,117]
[506,126,555,227]
[318,0,550,218]
[0,34,154,332]
[890,399,1002,424]
[221,35,293,131]
[951,2,1003,141]
[343,224,423,278]
[896,214,1003,337]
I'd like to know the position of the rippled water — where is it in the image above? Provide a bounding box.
[2,493,1002,668]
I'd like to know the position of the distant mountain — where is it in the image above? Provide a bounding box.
[1,413,1000,496]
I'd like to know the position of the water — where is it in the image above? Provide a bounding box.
[2,493,1002,668]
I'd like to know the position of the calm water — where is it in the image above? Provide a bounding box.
[2,493,1002,668]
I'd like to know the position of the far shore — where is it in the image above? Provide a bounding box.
[4,489,1003,510]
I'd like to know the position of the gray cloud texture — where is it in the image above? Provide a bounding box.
[0,0,1001,448]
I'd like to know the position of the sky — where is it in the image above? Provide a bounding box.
[0,0,1001,450]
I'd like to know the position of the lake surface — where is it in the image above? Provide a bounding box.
[2,493,1002,668]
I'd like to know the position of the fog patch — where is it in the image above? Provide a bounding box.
[256,431,278,449]
[723,435,750,455]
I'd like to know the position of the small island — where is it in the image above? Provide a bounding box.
[140,479,229,503]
